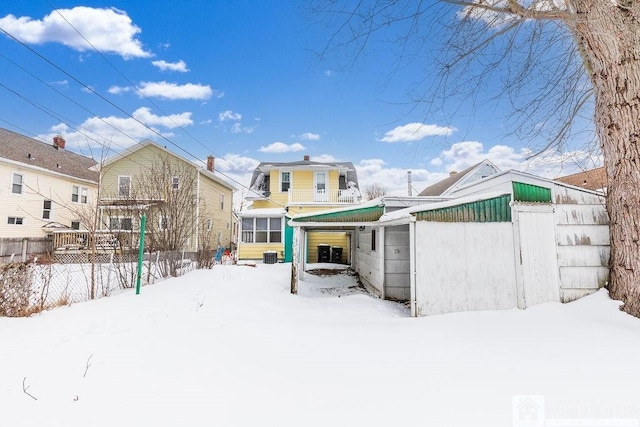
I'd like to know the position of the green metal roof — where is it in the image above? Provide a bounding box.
[414,194,512,223]
[512,182,552,203]
[291,205,384,223]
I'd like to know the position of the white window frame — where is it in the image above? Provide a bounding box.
[109,216,133,231]
[206,218,212,231]
[7,216,24,225]
[11,172,23,195]
[281,171,291,193]
[72,185,89,204]
[71,221,81,230]
[172,176,179,191]
[220,193,225,210]
[241,216,282,243]
[118,176,131,198]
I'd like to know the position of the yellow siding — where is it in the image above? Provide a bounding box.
[287,205,343,217]
[0,161,98,238]
[292,169,313,191]
[307,231,348,263]
[269,168,288,207]
[198,172,234,250]
[328,170,339,189]
[238,242,283,260]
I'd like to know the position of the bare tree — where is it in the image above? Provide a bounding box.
[364,183,388,200]
[313,0,640,316]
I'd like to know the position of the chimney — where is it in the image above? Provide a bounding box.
[53,135,66,150]
[207,155,215,172]
[303,155,310,161]
[449,171,457,177]
[407,170,412,196]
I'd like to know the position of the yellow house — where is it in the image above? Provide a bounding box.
[238,155,361,263]
[0,128,98,258]
[99,140,236,253]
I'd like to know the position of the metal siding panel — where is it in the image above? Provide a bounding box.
[554,204,609,225]
[555,225,610,246]
[558,266,609,289]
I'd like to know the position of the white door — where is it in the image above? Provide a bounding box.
[514,205,561,308]
[314,172,328,202]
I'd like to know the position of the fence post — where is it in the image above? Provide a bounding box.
[106,251,114,296]
[135,214,147,295]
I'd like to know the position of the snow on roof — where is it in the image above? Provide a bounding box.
[238,207,287,217]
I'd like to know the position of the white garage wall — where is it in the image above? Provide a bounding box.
[384,225,411,301]
[353,227,383,297]
[414,222,517,316]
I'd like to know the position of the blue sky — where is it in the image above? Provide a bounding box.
[0,1,599,198]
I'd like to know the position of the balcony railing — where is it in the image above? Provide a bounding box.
[52,230,139,252]
[287,189,360,205]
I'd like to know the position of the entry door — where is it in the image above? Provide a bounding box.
[314,172,328,202]
[515,205,560,308]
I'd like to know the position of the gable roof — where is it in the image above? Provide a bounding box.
[0,128,98,182]
[249,159,359,189]
[102,139,236,191]
[555,167,606,191]
[418,160,500,196]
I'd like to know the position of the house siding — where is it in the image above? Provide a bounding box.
[306,231,348,263]
[0,161,97,238]
[198,174,234,250]
[353,227,382,297]
[414,222,517,316]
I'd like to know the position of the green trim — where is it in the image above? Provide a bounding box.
[291,205,384,223]
[512,182,552,203]
[415,194,512,223]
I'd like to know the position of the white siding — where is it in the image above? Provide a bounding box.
[553,185,609,302]
[353,227,382,297]
[414,222,517,316]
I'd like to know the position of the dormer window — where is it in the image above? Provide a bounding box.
[281,172,290,192]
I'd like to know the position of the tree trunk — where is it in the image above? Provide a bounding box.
[570,0,640,315]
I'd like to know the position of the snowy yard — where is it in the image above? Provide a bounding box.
[1,263,639,427]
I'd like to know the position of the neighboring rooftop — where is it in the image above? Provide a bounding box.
[0,128,98,182]
[418,160,500,197]
[555,167,607,192]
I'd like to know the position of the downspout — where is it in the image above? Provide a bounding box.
[409,216,417,317]
[379,225,385,299]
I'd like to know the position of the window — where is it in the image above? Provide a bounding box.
[371,229,376,251]
[226,222,230,229]
[12,173,23,194]
[206,219,212,231]
[7,217,24,225]
[71,221,80,230]
[118,176,131,197]
[241,217,282,243]
[72,185,88,203]
[172,176,179,190]
[109,217,133,230]
[220,193,225,210]
[43,200,52,219]
[281,172,290,192]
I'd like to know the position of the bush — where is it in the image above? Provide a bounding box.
[0,262,33,317]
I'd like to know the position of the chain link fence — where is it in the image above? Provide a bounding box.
[0,250,204,317]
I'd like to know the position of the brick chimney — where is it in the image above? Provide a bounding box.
[206,155,215,172]
[53,135,66,150]
[303,155,310,161]
[449,171,457,177]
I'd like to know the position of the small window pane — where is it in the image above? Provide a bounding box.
[122,218,133,230]
[72,186,79,202]
[255,231,268,243]
[12,173,23,194]
[270,217,281,229]
[242,218,253,230]
[71,221,80,230]
[269,231,282,243]
[256,218,268,230]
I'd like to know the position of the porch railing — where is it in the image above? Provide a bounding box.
[288,189,360,205]
[52,230,139,252]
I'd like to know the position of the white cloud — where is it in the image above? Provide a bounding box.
[324,70,333,77]
[381,122,456,143]
[219,110,242,122]
[355,158,446,198]
[230,123,256,134]
[137,81,213,100]
[215,153,261,174]
[311,154,339,162]
[259,142,306,153]
[38,107,194,151]
[151,59,189,72]
[108,85,131,95]
[0,7,151,58]
[300,132,321,141]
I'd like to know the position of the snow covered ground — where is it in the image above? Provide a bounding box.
[2,263,639,427]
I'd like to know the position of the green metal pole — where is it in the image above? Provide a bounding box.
[135,214,147,295]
